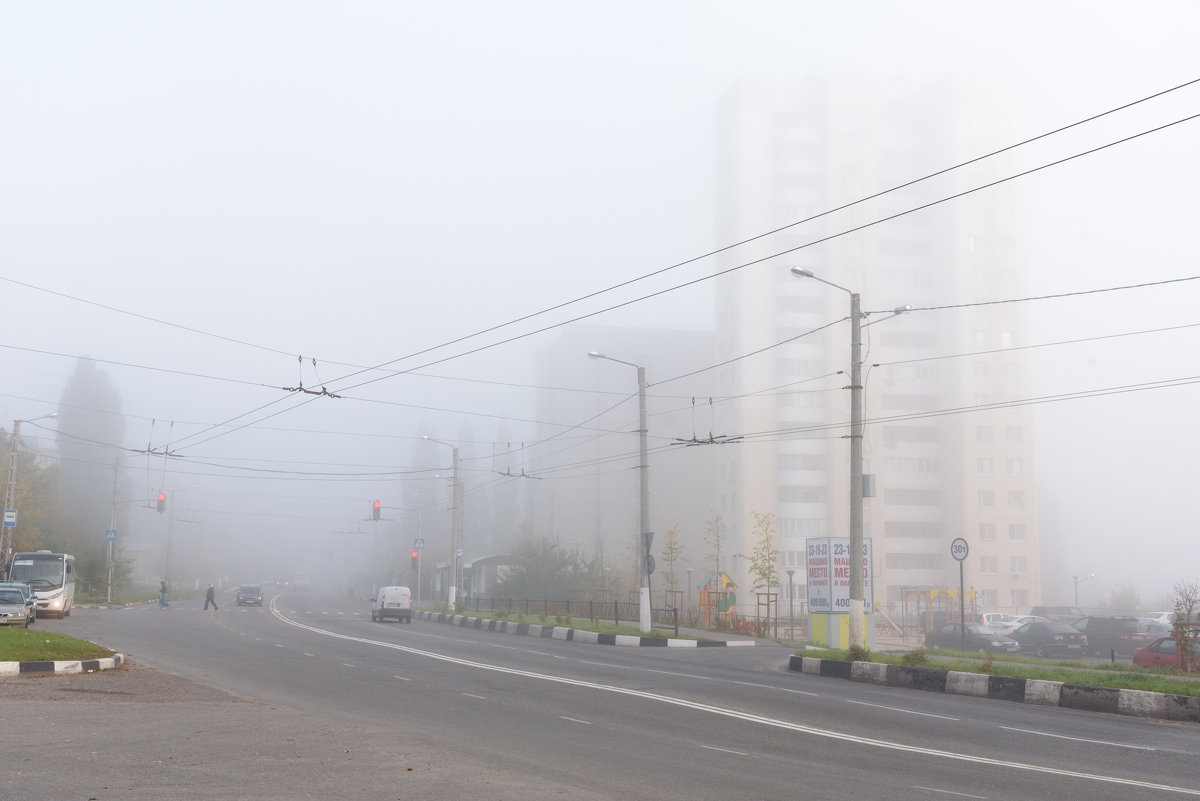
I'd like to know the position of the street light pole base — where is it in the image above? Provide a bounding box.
[639,586,651,633]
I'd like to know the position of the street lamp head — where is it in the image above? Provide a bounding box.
[587,351,604,359]
[790,267,815,279]
[893,304,912,315]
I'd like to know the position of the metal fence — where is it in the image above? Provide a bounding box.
[462,597,679,636]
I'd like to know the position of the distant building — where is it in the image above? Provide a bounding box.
[713,79,1041,617]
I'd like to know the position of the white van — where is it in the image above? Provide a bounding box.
[370,586,412,623]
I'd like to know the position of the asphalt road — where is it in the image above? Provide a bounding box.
[8,587,1200,800]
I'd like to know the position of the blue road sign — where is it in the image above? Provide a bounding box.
[3,509,16,527]
[105,529,118,541]
[414,538,425,550]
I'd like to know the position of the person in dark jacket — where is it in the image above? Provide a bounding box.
[204,583,218,611]
[159,581,170,609]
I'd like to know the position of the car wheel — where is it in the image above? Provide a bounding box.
[1035,643,1045,658]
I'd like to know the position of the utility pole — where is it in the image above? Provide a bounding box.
[108,457,119,603]
[848,290,865,651]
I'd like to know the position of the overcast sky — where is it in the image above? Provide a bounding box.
[2,2,1198,604]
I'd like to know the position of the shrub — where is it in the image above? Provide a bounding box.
[901,648,928,667]
[848,644,871,662]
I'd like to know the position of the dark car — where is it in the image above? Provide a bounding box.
[1009,620,1087,658]
[236,584,264,606]
[1132,636,1200,669]
[1029,605,1085,623]
[1071,616,1150,656]
[924,623,1019,653]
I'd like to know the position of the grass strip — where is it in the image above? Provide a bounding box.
[0,628,116,662]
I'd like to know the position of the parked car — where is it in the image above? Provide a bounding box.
[1132,636,1200,669]
[924,623,1019,653]
[979,612,1019,632]
[0,581,36,624]
[1029,605,1086,623]
[1008,620,1088,658]
[1071,616,1150,656]
[992,614,1051,636]
[1143,622,1173,639]
[370,586,412,623]
[236,584,264,606]
[1138,611,1175,627]
[0,587,33,628]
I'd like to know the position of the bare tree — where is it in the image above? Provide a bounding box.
[660,523,688,604]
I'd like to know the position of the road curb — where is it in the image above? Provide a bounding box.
[0,653,126,677]
[414,610,755,647]
[787,655,1200,723]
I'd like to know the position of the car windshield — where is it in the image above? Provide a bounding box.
[964,625,991,635]
[1044,623,1077,634]
[0,591,25,604]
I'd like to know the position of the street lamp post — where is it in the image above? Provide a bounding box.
[786,567,796,640]
[588,350,652,633]
[1073,573,1094,608]
[790,267,868,650]
[425,436,462,608]
[2,413,57,575]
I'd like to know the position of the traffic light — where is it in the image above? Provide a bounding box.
[372,500,381,521]
[156,491,166,514]
[411,550,419,571]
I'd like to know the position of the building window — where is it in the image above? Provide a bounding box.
[976,425,993,444]
[976,458,993,475]
[979,523,996,541]
[1011,589,1029,609]
[1010,556,1027,576]
[1004,362,1020,380]
[1007,491,1025,509]
[885,521,942,538]
[978,490,995,508]
[885,553,940,570]
[779,486,827,503]
[884,488,942,506]
[1006,458,1023,476]
[1008,523,1026,541]
[1004,426,1022,443]
[980,556,997,575]
[974,361,991,378]
[778,454,825,471]
[1001,331,1015,348]
[974,330,987,348]
[780,518,825,537]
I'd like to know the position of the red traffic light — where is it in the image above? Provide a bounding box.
[411,550,419,559]
[156,491,166,514]
[371,500,381,520]
[410,550,419,570]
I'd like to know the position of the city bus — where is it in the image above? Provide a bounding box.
[7,551,75,618]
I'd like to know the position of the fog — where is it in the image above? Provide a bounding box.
[1,2,1198,611]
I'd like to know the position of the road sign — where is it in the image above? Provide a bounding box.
[456,547,463,559]
[642,554,656,576]
[3,509,16,527]
[950,537,969,562]
[641,531,653,553]
[105,529,118,542]
[414,537,425,550]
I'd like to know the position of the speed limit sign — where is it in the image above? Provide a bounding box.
[950,537,969,561]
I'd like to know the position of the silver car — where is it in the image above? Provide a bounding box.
[0,588,33,628]
[0,582,36,624]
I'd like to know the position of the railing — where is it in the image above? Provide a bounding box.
[462,597,679,636]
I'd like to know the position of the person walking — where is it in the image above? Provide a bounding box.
[158,580,170,609]
[204,583,219,611]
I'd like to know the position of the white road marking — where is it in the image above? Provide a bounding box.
[303,653,315,657]
[846,700,959,720]
[269,602,1200,796]
[341,663,355,667]
[913,787,986,799]
[393,675,410,681]
[526,649,566,659]
[462,692,487,700]
[702,745,752,757]
[560,716,591,725]
[274,643,284,648]
[999,726,1158,750]
[488,643,519,650]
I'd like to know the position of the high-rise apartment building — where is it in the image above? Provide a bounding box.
[714,80,1041,618]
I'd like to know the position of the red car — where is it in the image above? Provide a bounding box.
[1132,636,1199,669]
